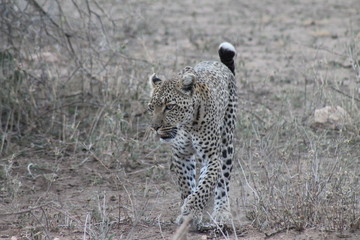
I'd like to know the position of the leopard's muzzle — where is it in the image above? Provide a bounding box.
[157,126,178,141]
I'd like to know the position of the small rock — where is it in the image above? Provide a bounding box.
[312,106,352,130]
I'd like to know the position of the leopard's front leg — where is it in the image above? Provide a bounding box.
[178,133,221,226]
[170,129,197,202]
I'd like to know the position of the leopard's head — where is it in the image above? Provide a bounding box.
[148,67,197,141]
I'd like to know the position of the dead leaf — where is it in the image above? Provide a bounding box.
[303,19,316,26]
[311,30,337,38]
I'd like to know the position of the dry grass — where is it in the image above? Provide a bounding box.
[0,0,359,239]
[0,0,155,238]
[233,37,360,235]
[0,0,153,165]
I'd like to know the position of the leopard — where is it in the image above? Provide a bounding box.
[147,42,237,229]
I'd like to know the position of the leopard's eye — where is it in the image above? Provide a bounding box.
[148,104,154,112]
[165,104,176,111]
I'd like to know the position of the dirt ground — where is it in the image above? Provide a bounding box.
[1,0,360,239]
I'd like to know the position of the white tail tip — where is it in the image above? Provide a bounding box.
[219,42,236,53]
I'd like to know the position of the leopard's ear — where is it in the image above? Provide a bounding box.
[181,73,195,93]
[149,73,162,94]
[180,67,196,95]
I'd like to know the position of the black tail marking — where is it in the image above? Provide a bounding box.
[218,42,236,75]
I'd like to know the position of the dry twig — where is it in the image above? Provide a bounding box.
[172,215,192,240]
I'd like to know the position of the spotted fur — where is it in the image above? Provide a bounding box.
[148,42,237,227]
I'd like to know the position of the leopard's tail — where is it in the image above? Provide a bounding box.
[218,42,236,75]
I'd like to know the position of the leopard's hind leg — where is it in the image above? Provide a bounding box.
[212,91,236,225]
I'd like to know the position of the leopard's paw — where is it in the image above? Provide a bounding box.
[211,208,232,226]
[177,197,203,227]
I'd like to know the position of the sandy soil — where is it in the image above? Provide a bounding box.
[1,0,360,239]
